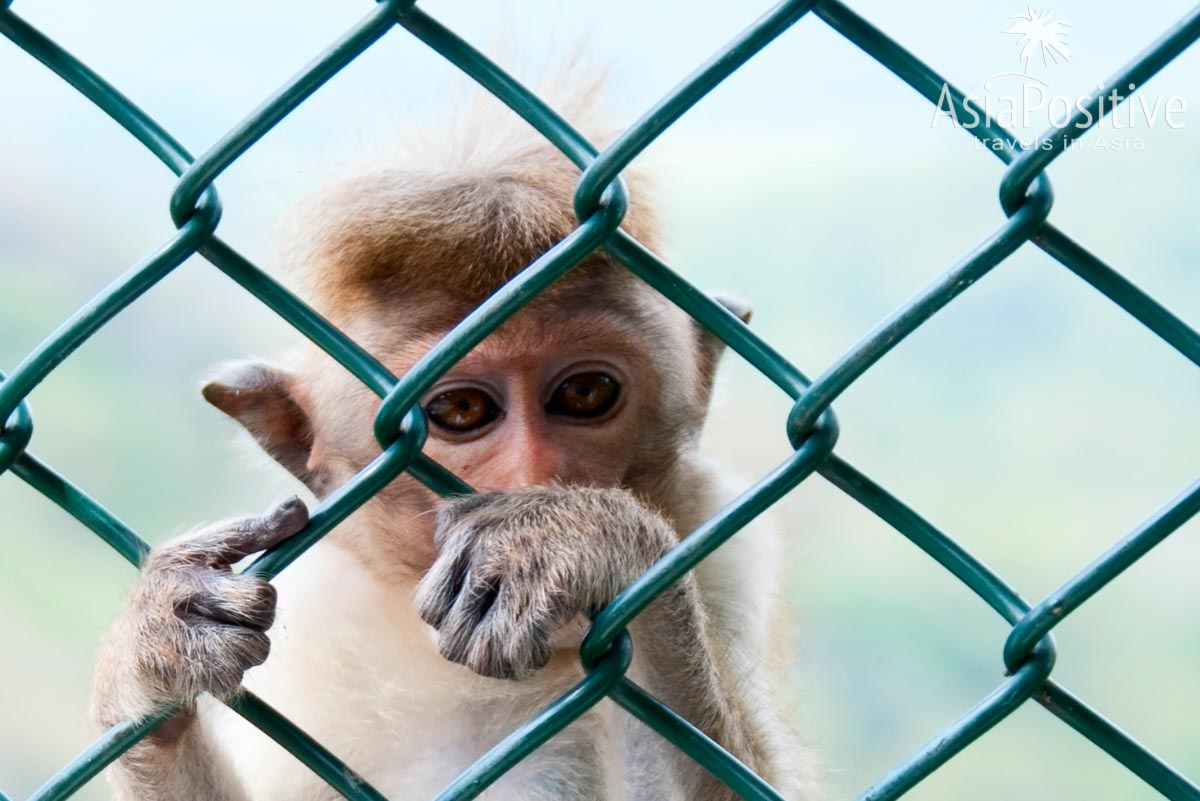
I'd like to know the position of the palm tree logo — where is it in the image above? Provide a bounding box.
[1005,7,1072,75]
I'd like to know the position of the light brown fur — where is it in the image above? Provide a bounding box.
[90,91,817,801]
[290,98,658,324]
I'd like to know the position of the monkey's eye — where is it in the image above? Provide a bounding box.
[425,388,501,433]
[546,372,621,419]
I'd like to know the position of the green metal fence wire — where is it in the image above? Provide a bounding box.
[1,0,1197,799]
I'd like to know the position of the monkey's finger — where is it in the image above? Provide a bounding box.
[183,624,272,698]
[415,533,475,629]
[133,615,273,702]
[178,620,272,667]
[463,629,541,681]
[175,574,277,632]
[432,493,498,546]
[158,496,309,569]
[460,589,555,681]
[217,496,309,561]
[435,567,502,662]
[149,496,309,571]
[439,571,564,681]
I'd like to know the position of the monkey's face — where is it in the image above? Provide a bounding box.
[413,313,664,492]
[203,291,738,577]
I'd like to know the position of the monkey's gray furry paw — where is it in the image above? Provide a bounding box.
[101,497,309,709]
[415,487,676,681]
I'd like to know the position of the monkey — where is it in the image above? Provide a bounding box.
[90,99,819,801]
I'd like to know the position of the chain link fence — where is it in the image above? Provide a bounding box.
[1,1,1198,800]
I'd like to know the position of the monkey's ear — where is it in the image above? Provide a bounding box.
[202,362,328,494]
[714,295,753,327]
[701,294,753,353]
[695,294,753,405]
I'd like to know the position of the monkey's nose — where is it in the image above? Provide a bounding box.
[501,455,564,490]
[495,445,565,490]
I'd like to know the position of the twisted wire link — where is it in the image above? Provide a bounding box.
[1,1,1197,800]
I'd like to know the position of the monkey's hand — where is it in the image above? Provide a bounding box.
[92,497,308,737]
[416,487,677,680]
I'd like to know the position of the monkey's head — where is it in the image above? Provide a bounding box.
[202,134,749,575]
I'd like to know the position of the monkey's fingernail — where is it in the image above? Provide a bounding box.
[273,495,301,515]
[269,495,308,529]
[277,494,302,513]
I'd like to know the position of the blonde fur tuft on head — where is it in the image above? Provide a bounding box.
[285,64,658,319]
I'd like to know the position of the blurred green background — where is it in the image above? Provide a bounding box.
[1,1,1198,800]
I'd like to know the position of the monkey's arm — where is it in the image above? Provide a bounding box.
[90,703,250,801]
[91,498,309,801]
[415,487,773,801]
[627,568,790,800]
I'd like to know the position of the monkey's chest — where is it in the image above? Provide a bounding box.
[215,548,618,801]
[222,658,614,801]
